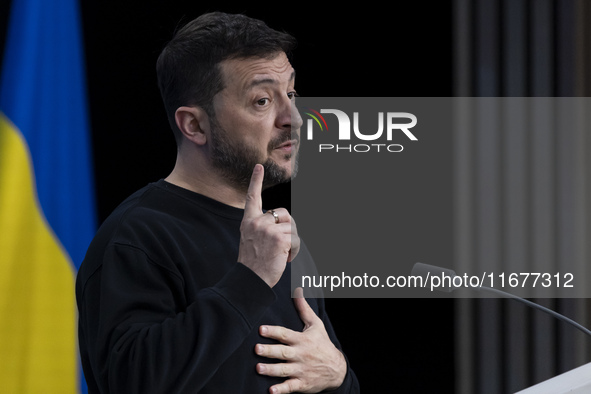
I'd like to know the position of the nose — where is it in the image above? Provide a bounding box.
[291,101,303,130]
[276,97,303,131]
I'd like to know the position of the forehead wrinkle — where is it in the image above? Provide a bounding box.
[247,70,296,90]
[221,55,294,94]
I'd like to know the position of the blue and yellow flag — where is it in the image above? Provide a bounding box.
[0,0,96,392]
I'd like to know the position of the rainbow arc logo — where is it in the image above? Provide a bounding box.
[303,108,329,131]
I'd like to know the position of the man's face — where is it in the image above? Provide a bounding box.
[208,52,302,191]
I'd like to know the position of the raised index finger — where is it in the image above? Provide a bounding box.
[244,164,264,217]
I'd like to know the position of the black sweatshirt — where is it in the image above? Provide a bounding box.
[76,179,359,393]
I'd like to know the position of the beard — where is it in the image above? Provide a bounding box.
[209,117,299,192]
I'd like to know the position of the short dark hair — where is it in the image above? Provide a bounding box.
[156,12,297,144]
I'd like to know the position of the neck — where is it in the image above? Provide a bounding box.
[165,151,248,209]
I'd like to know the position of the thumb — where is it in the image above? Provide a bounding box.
[244,164,264,217]
[293,287,319,328]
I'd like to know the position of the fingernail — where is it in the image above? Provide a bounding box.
[258,364,266,373]
[256,344,264,354]
[260,326,267,334]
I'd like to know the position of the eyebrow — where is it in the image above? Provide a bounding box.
[247,70,296,89]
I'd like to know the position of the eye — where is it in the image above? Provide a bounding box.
[256,98,270,106]
[287,91,299,100]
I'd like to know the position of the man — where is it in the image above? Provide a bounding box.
[76,11,360,394]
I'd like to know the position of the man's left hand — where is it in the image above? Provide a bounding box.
[255,288,347,394]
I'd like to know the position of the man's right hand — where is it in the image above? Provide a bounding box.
[237,164,297,288]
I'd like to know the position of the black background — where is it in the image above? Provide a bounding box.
[1,1,455,392]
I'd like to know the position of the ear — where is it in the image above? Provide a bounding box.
[174,106,210,146]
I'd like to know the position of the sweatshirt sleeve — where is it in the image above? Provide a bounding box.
[317,299,361,394]
[292,242,361,394]
[291,239,360,394]
[78,243,276,393]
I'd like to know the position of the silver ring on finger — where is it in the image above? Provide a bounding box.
[268,209,279,224]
